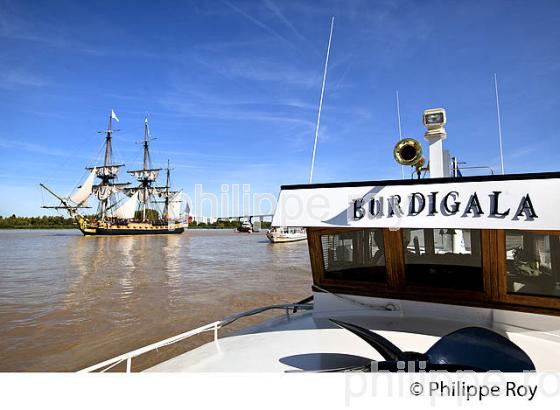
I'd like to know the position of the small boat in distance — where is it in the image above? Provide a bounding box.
[236,220,253,233]
[40,111,186,235]
[266,226,307,243]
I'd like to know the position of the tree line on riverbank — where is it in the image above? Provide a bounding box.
[0,215,75,229]
[0,215,272,230]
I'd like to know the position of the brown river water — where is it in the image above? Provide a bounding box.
[0,229,312,371]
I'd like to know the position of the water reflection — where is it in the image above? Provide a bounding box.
[164,235,184,308]
[118,236,135,300]
[0,230,312,371]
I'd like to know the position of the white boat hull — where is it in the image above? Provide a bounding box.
[266,232,307,243]
[145,292,560,372]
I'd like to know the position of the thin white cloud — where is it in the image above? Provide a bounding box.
[0,1,69,48]
[155,94,315,127]
[222,0,294,47]
[262,0,307,41]
[0,138,87,159]
[194,38,270,52]
[0,1,172,60]
[191,54,321,88]
[0,69,50,89]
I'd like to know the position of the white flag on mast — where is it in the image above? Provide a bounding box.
[111,109,119,122]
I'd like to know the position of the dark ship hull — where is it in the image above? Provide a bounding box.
[85,227,185,236]
[78,219,185,236]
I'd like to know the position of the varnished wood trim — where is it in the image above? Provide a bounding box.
[383,229,405,290]
[308,226,560,315]
[499,293,560,309]
[306,227,364,235]
[306,228,325,285]
[496,229,560,309]
[506,230,560,236]
[482,230,498,300]
[496,229,507,300]
[480,230,491,298]
[307,227,392,293]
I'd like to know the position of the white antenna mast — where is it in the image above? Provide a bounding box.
[309,16,334,184]
[396,90,404,179]
[494,73,505,175]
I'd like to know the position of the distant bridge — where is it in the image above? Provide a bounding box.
[189,214,274,224]
[188,214,274,232]
[221,214,274,223]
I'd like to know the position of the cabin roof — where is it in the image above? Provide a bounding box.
[280,171,560,190]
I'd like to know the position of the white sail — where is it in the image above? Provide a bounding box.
[93,185,112,201]
[95,166,121,178]
[93,185,118,200]
[130,170,159,181]
[93,183,128,200]
[168,193,182,220]
[155,187,168,196]
[138,188,156,203]
[113,192,139,219]
[70,168,96,206]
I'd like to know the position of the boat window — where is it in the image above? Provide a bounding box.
[402,228,483,291]
[320,229,386,282]
[505,231,560,298]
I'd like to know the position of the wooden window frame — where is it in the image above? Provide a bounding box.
[397,228,491,302]
[307,227,560,315]
[496,229,560,310]
[307,227,395,294]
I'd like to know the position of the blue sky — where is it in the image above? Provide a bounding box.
[1,0,559,216]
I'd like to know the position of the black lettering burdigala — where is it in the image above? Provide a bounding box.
[353,191,537,221]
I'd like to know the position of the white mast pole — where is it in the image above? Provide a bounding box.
[309,16,334,184]
[494,73,505,175]
[396,90,404,179]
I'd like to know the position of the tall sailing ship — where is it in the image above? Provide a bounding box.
[40,111,186,235]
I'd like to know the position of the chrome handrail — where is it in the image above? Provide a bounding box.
[79,300,313,373]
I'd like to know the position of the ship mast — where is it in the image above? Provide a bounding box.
[100,114,113,220]
[41,110,127,222]
[142,119,150,221]
[164,160,170,221]
[89,110,128,221]
[104,115,113,167]
[154,159,179,222]
[126,117,161,222]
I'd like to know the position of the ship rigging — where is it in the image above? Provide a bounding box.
[40,111,186,235]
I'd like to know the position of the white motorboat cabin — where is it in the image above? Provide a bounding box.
[275,172,560,315]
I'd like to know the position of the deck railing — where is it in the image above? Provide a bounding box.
[78,301,313,373]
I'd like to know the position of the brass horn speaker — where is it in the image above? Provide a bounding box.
[393,138,424,167]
